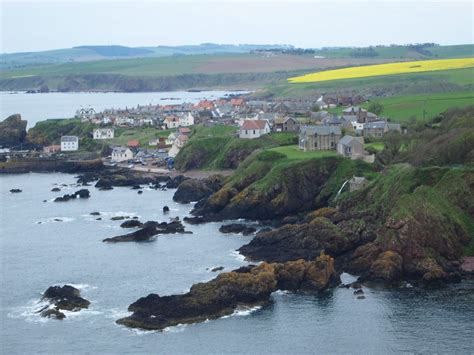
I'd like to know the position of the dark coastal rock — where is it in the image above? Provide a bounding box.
[173,175,225,204]
[183,216,207,225]
[0,114,27,148]
[219,223,257,236]
[137,190,143,194]
[116,254,339,330]
[211,266,224,272]
[131,185,141,190]
[120,220,143,228]
[40,308,66,320]
[95,179,114,190]
[111,216,128,221]
[39,285,90,319]
[90,212,101,216]
[80,169,170,189]
[9,188,22,193]
[54,189,90,202]
[163,206,170,213]
[103,220,190,243]
[165,175,189,189]
[238,214,369,263]
[51,187,61,192]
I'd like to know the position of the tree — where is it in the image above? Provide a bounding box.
[367,102,384,116]
[311,104,320,112]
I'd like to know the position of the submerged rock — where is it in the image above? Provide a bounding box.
[219,223,257,236]
[90,212,101,216]
[117,253,339,330]
[211,266,224,272]
[111,216,128,221]
[39,285,90,320]
[163,206,170,213]
[9,189,22,193]
[103,220,191,243]
[51,187,61,192]
[53,189,90,202]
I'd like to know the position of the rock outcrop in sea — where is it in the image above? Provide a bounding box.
[103,220,191,242]
[116,253,339,330]
[38,285,90,320]
[54,189,90,202]
[0,114,27,148]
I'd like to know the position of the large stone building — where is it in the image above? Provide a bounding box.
[299,125,341,151]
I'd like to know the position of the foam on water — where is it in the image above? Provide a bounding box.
[36,217,75,224]
[229,250,247,263]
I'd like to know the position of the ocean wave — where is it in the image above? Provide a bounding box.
[36,217,75,224]
[340,272,359,284]
[229,250,247,263]
[221,305,262,319]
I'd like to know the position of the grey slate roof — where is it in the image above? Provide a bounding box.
[61,135,78,142]
[364,121,387,129]
[300,125,341,136]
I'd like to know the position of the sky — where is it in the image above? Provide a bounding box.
[0,0,473,53]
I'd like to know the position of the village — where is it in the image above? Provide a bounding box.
[12,93,403,171]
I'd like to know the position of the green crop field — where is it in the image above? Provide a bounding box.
[366,91,474,122]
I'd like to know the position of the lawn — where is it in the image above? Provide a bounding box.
[364,142,384,152]
[270,145,338,159]
[108,127,172,146]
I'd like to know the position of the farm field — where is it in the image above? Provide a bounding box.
[108,127,172,146]
[288,58,474,83]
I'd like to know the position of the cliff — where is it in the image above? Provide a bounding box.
[0,114,27,148]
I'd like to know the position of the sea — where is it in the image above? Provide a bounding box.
[1,173,474,354]
[0,90,247,128]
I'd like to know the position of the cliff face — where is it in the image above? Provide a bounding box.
[237,164,474,286]
[191,152,373,221]
[0,114,27,148]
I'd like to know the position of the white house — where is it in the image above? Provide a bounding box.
[165,132,177,145]
[93,128,114,140]
[111,147,133,162]
[60,136,79,151]
[164,116,179,129]
[239,119,271,139]
[178,112,195,127]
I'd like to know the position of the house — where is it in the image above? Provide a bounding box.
[337,135,365,159]
[166,132,177,146]
[127,140,140,149]
[43,144,61,154]
[111,147,133,162]
[178,127,191,135]
[93,128,114,140]
[387,123,402,133]
[299,126,341,151]
[273,116,299,132]
[164,116,179,129]
[178,112,194,127]
[349,176,369,192]
[239,120,271,139]
[230,98,245,107]
[175,134,189,148]
[363,121,388,138]
[60,136,79,151]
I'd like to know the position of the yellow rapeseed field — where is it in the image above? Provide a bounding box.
[288,58,474,83]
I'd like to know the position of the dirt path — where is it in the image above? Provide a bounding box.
[131,165,234,179]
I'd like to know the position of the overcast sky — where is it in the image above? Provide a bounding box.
[1,0,473,53]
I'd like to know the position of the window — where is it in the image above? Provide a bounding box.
[314,141,318,148]
[331,142,334,148]
[253,130,256,134]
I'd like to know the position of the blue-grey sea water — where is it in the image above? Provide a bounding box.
[1,173,474,354]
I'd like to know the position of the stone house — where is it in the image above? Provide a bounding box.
[239,120,271,139]
[299,125,341,151]
[273,116,299,132]
[164,116,179,129]
[363,121,388,138]
[337,135,365,159]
